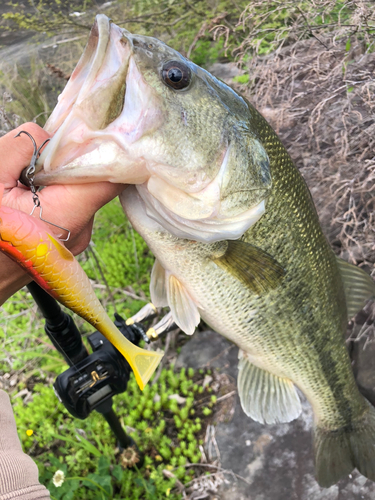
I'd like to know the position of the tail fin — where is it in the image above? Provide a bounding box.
[314,402,375,487]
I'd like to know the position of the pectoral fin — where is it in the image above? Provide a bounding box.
[336,257,375,320]
[167,274,200,335]
[213,240,285,295]
[150,259,200,335]
[238,350,301,424]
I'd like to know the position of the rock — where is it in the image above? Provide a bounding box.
[175,329,237,372]
[207,62,244,84]
[350,334,375,407]
[346,305,375,407]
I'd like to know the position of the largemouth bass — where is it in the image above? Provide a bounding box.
[33,15,375,487]
[0,183,162,390]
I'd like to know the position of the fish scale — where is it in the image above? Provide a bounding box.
[121,99,372,486]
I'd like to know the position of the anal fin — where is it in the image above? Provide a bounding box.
[238,350,301,424]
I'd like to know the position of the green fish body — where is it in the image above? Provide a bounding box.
[121,103,375,488]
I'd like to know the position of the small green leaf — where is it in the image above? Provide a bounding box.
[233,74,250,84]
[82,474,112,496]
[61,490,74,500]
[112,464,123,483]
[54,433,102,458]
[345,39,351,52]
[92,474,113,496]
[75,435,102,458]
[97,455,110,476]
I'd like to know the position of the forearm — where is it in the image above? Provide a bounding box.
[0,390,50,500]
[0,254,31,306]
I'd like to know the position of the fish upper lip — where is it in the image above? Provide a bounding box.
[36,14,128,175]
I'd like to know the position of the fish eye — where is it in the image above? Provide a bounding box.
[162,61,191,90]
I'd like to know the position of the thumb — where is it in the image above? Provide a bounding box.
[0,123,51,190]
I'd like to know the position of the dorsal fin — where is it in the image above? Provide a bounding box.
[213,240,285,295]
[336,257,375,319]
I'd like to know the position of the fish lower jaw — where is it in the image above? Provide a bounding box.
[35,140,150,185]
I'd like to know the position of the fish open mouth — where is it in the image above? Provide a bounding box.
[33,15,271,243]
[35,14,154,185]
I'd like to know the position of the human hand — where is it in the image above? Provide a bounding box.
[0,122,125,303]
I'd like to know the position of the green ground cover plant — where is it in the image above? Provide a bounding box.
[12,366,217,499]
[82,198,154,293]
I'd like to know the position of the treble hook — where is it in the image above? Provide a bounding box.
[14,130,71,242]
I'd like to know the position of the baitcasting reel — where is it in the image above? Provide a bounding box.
[27,281,177,458]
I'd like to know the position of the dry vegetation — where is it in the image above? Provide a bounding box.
[243,36,375,268]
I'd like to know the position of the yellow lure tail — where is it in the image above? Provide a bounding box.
[81,311,164,390]
[111,336,163,390]
[101,321,163,389]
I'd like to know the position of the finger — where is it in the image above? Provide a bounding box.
[0,123,50,190]
[39,182,126,226]
[67,216,95,255]
[38,182,126,253]
[1,184,118,255]
[3,179,125,219]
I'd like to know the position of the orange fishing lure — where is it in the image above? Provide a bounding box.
[0,184,163,390]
